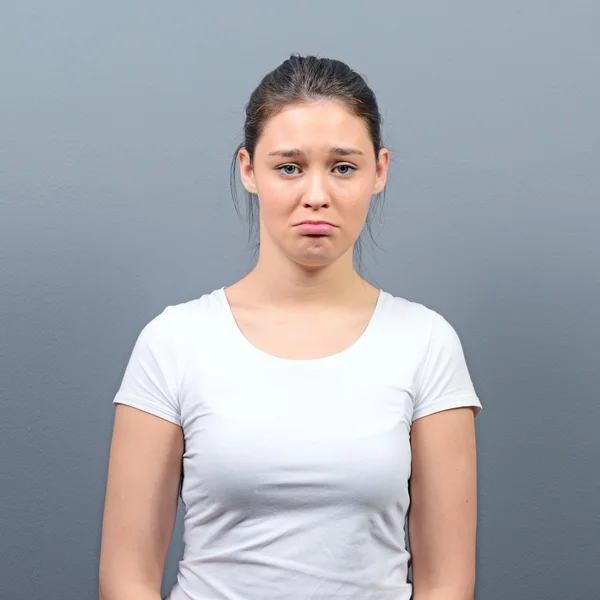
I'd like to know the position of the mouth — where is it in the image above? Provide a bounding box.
[295,221,336,235]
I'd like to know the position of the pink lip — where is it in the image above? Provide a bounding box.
[296,221,336,235]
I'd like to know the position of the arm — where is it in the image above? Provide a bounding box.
[99,404,184,600]
[408,407,479,600]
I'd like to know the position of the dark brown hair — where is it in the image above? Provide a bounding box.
[230,54,387,270]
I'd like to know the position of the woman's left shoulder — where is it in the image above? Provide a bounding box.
[378,289,438,332]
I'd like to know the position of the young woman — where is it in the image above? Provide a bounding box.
[99,54,482,600]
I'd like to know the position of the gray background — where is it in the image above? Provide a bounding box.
[1,1,598,599]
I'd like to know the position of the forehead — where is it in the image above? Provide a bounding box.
[257,101,371,152]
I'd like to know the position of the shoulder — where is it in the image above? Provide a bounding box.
[140,287,225,345]
[378,290,465,354]
[379,289,438,332]
[380,292,482,418]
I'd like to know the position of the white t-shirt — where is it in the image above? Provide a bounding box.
[113,287,482,600]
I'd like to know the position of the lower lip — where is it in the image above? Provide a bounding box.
[296,223,335,234]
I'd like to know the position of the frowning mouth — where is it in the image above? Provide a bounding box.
[295,221,336,235]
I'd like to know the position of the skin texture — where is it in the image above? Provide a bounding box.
[99,405,183,600]
[99,100,478,600]
[409,408,478,600]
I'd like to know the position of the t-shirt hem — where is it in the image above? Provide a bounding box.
[412,396,482,422]
[113,396,182,426]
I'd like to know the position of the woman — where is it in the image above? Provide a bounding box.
[99,54,482,600]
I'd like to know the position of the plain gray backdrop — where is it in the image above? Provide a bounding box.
[1,1,599,599]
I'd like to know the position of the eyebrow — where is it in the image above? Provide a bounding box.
[268,147,364,158]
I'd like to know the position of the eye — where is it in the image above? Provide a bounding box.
[277,164,301,176]
[333,164,356,176]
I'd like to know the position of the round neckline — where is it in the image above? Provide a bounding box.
[216,286,387,367]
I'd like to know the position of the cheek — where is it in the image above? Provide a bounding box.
[334,173,375,202]
[256,184,295,222]
[339,187,373,220]
[256,175,302,217]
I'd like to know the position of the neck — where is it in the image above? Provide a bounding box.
[244,245,368,308]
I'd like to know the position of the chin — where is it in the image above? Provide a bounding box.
[289,247,346,268]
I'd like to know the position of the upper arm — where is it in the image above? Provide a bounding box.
[408,407,478,599]
[100,307,184,598]
[407,311,481,598]
[99,404,184,598]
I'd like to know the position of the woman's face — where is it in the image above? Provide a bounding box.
[238,101,389,268]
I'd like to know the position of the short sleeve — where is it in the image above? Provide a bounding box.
[412,311,482,422]
[113,306,181,426]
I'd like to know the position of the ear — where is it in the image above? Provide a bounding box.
[372,148,390,195]
[238,148,257,194]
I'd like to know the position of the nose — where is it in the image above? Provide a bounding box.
[303,172,330,209]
